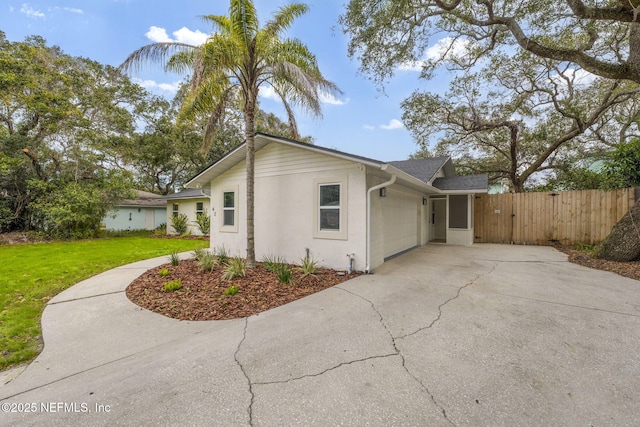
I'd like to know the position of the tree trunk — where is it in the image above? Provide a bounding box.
[244,95,257,268]
[596,197,640,261]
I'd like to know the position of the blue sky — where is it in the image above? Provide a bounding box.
[0,0,449,161]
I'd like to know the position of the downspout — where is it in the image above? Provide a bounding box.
[366,172,396,273]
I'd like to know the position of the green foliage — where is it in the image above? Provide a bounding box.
[195,213,211,235]
[298,256,319,276]
[28,175,132,239]
[262,254,287,273]
[170,213,189,235]
[214,245,229,264]
[154,223,167,236]
[0,235,208,370]
[275,263,293,285]
[164,279,182,292]
[169,252,180,266]
[158,268,171,277]
[197,251,219,272]
[576,242,597,255]
[192,247,209,260]
[222,257,246,280]
[604,139,640,189]
[223,285,239,296]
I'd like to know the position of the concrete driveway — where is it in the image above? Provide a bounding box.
[1,244,640,426]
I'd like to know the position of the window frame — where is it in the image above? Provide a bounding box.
[172,203,179,218]
[196,201,204,216]
[313,177,348,240]
[220,186,238,233]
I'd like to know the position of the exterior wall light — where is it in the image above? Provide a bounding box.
[379,187,387,197]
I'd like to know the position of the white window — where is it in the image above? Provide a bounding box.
[319,184,341,231]
[223,192,235,226]
[172,203,179,218]
[313,178,347,240]
[196,202,204,216]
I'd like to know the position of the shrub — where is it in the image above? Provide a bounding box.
[262,254,286,273]
[275,263,293,285]
[158,268,171,277]
[170,213,189,235]
[195,213,211,236]
[154,223,166,236]
[223,285,239,296]
[215,245,229,264]
[192,248,209,261]
[169,252,180,266]
[222,257,246,280]
[197,251,218,272]
[163,279,182,292]
[298,256,319,276]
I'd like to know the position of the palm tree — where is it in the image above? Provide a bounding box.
[120,0,341,267]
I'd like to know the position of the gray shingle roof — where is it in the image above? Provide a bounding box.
[389,157,453,182]
[432,174,488,191]
[162,189,211,200]
[116,190,165,208]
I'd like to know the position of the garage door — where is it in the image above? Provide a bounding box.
[382,188,419,258]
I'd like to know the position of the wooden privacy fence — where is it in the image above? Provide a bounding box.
[473,188,637,246]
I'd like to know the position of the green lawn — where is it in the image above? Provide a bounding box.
[0,234,209,370]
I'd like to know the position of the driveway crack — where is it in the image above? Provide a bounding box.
[254,353,399,386]
[337,287,455,426]
[234,318,254,427]
[400,263,497,340]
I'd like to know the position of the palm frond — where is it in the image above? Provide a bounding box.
[201,14,232,34]
[263,3,309,38]
[229,0,259,39]
[119,42,196,75]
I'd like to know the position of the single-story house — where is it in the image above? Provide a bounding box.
[162,189,211,235]
[186,133,488,272]
[103,190,166,231]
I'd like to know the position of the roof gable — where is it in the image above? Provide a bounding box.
[388,157,454,183]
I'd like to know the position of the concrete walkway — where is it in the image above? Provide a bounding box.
[1,244,640,426]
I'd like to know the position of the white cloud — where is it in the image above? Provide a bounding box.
[133,78,181,94]
[145,26,172,43]
[259,85,279,101]
[380,119,405,130]
[363,125,376,131]
[48,6,84,15]
[21,3,45,19]
[398,37,475,72]
[63,7,83,14]
[260,85,346,106]
[319,92,346,106]
[550,68,597,87]
[145,26,208,46]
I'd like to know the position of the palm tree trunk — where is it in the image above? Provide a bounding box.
[244,95,257,268]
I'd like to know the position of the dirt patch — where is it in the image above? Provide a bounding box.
[126,259,358,321]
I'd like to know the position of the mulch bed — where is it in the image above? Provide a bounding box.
[555,245,640,282]
[126,259,358,321]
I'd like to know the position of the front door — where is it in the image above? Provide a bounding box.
[430,199,446,242]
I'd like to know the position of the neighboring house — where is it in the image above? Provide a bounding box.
[163,189,211,235]
[103,190,166,231]
[186,133,488,272]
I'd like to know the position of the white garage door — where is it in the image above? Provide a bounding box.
[382,189,419,258]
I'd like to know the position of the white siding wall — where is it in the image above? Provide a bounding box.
[382,187,420,258]
[209,143,368,270]
[167,198,211,235]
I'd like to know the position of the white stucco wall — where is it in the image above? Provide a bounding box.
[209,143,368,271]
[166,198,211,236]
